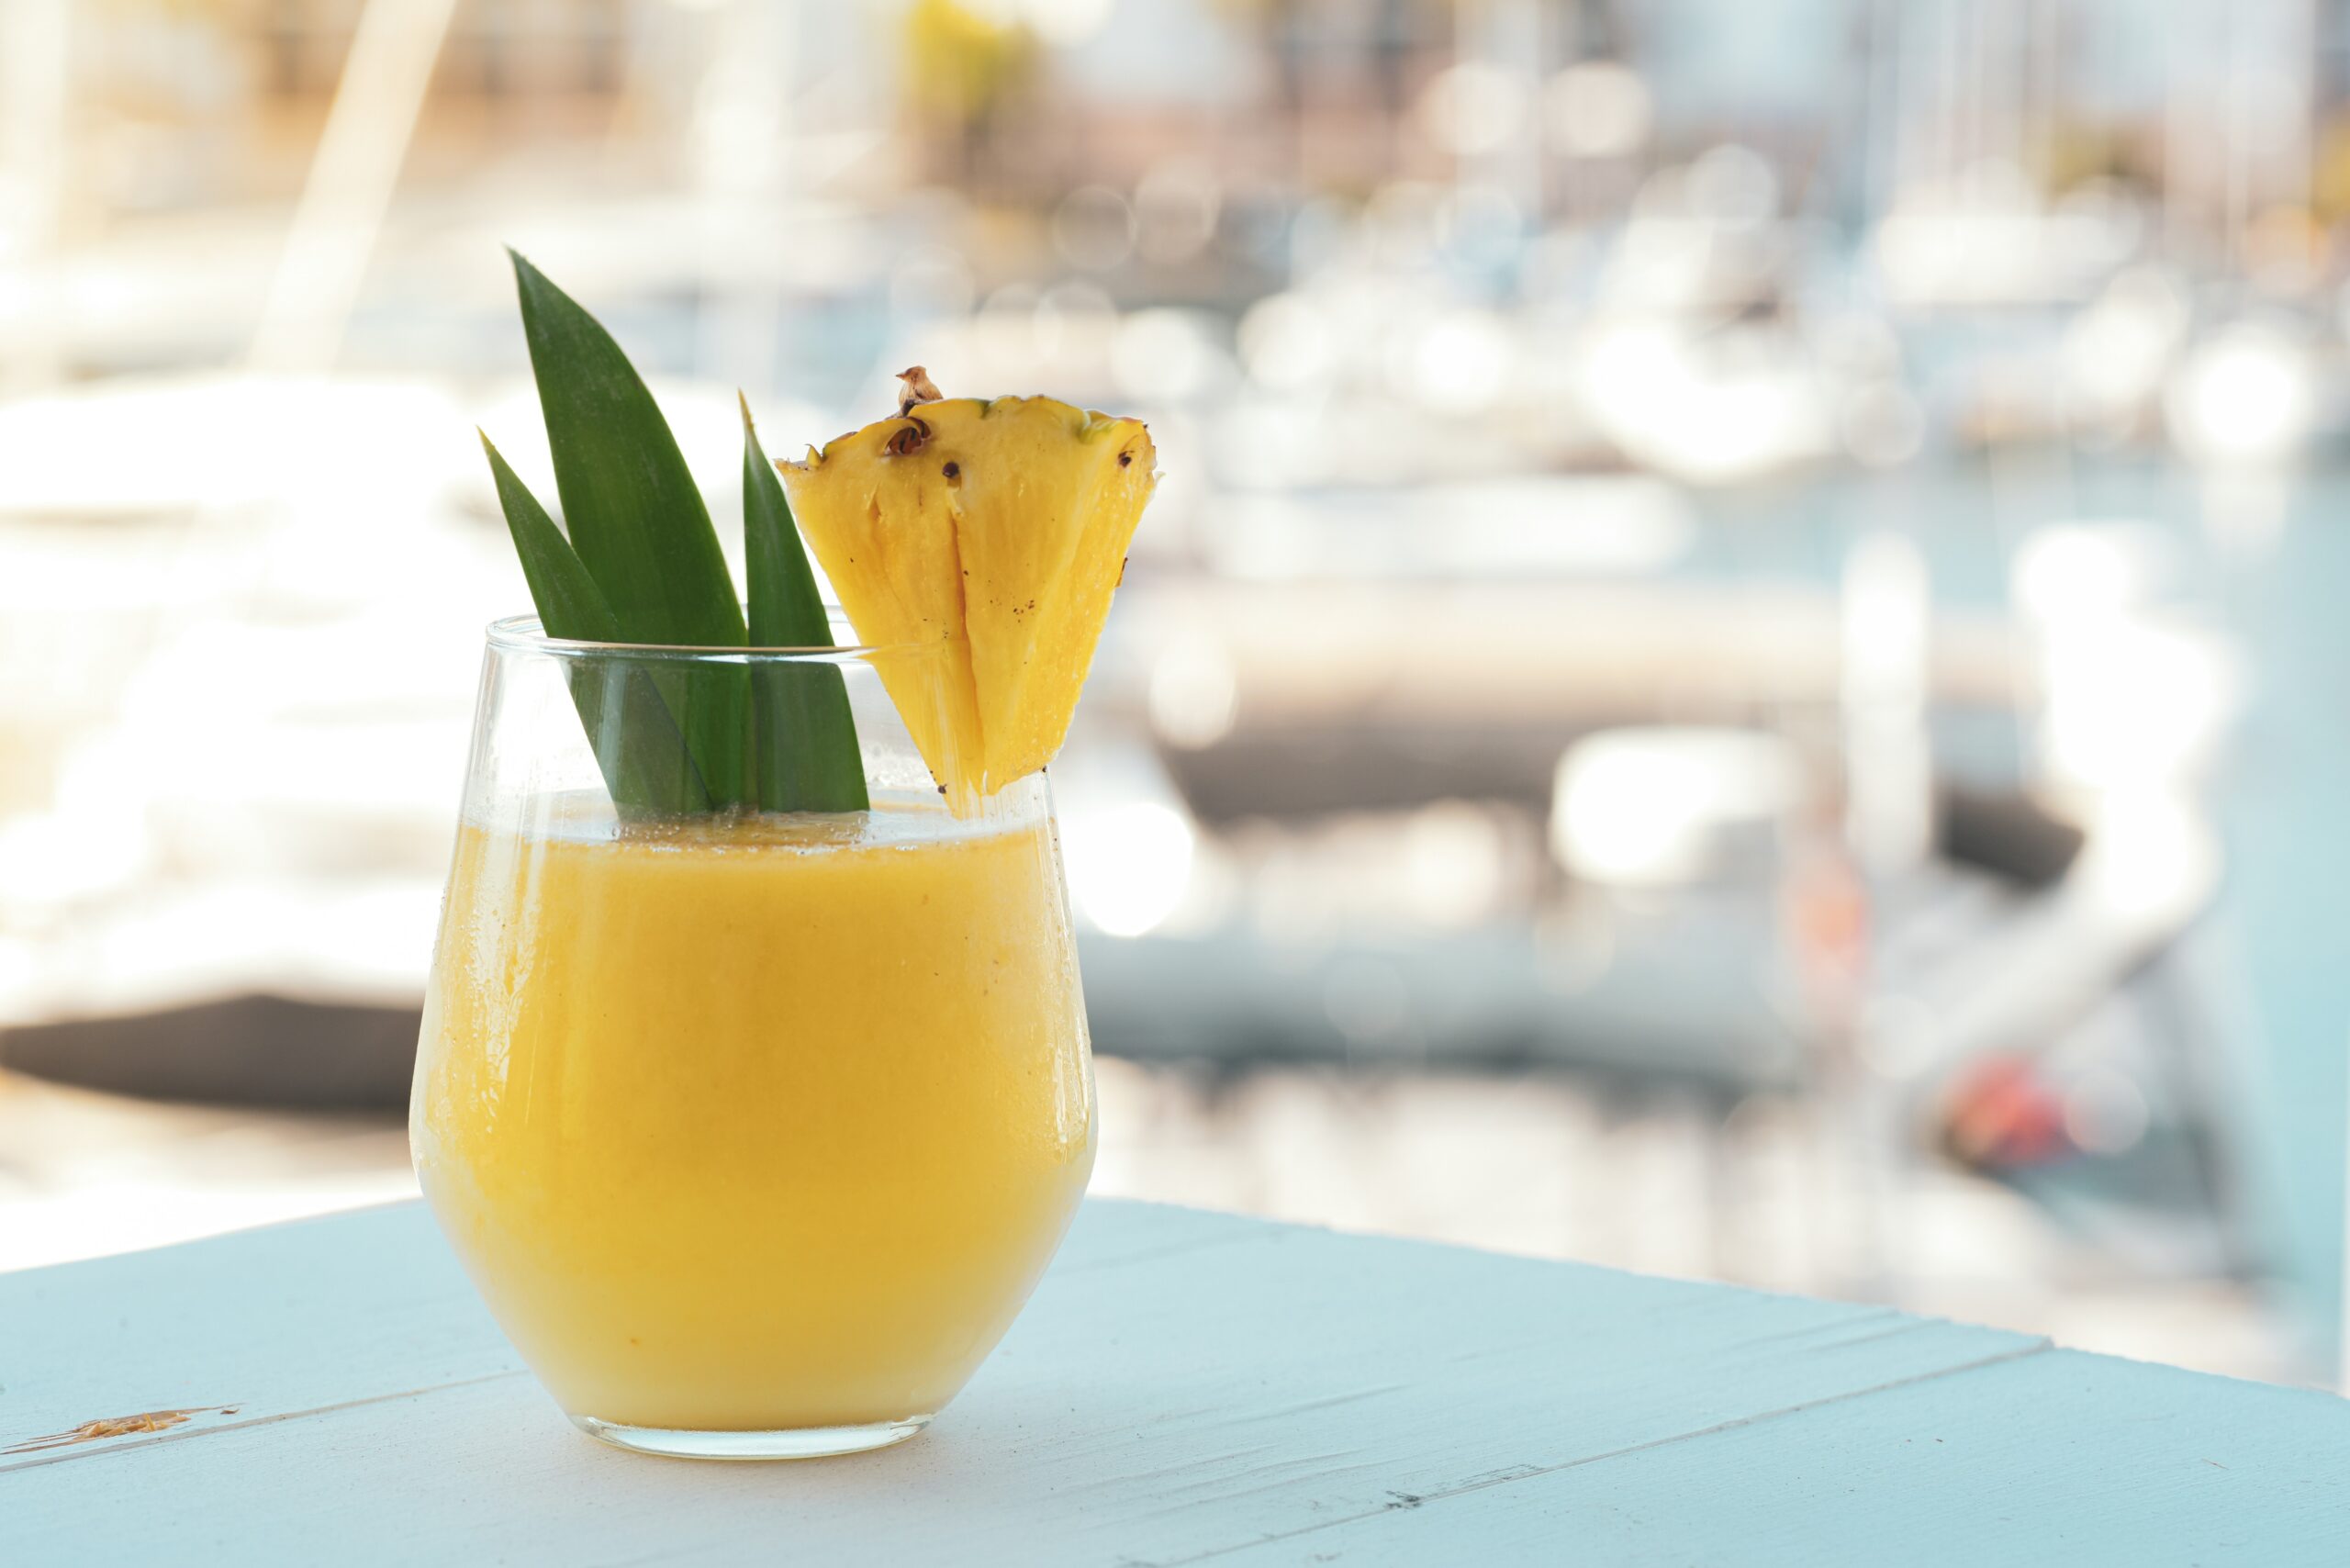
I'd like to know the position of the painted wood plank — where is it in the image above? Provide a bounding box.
[0,1200,524,1455]
[14,1203,2343,1563]
[4,1200,2057,1562]
[0,1199,1247,1462]
[1198,1346,2350,1566]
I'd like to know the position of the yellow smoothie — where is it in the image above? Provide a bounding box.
[409,792,1095,1432]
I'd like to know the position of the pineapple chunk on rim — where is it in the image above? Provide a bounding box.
[779,376,1156,801]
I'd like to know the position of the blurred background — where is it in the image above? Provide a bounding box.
[2,0,2346,1389]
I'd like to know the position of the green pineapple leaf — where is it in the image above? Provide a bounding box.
[741,395,867,812]
[509,250,751,805]
[479,433,711,814]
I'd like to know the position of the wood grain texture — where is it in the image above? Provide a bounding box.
[2,1200,2343,1564]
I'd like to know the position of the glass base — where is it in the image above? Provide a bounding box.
[573,1413,932,1461]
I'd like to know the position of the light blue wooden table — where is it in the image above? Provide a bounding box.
[3,1200,2344,1563]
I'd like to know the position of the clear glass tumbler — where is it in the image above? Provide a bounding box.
[410,617,1096,1459]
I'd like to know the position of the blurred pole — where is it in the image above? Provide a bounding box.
[1852,0,1897,237]
[0,0,70,396]
[691,0,791,396]
[2163,0,2315,268]
[1454,0,1543,220]
[1832,532,1934,1300]
[1841,533,1933,878]
[247,0,459,375]
[2221,0,2313,273]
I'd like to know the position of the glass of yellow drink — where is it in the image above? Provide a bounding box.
[411,617,1096,1459]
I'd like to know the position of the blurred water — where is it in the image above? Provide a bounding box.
[1675,454,2350,1348]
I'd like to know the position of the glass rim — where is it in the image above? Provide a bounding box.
[484,611,959,663]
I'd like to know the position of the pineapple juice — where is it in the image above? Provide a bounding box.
[409,793,1096,1431]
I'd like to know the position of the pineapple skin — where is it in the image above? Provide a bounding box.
[779,395,1156,800]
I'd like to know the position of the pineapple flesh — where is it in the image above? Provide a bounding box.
[779,375,1156,800]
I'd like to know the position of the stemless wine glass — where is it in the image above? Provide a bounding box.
[409,616,1096,1460]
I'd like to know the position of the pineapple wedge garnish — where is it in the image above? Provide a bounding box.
[780,370,1156,801]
